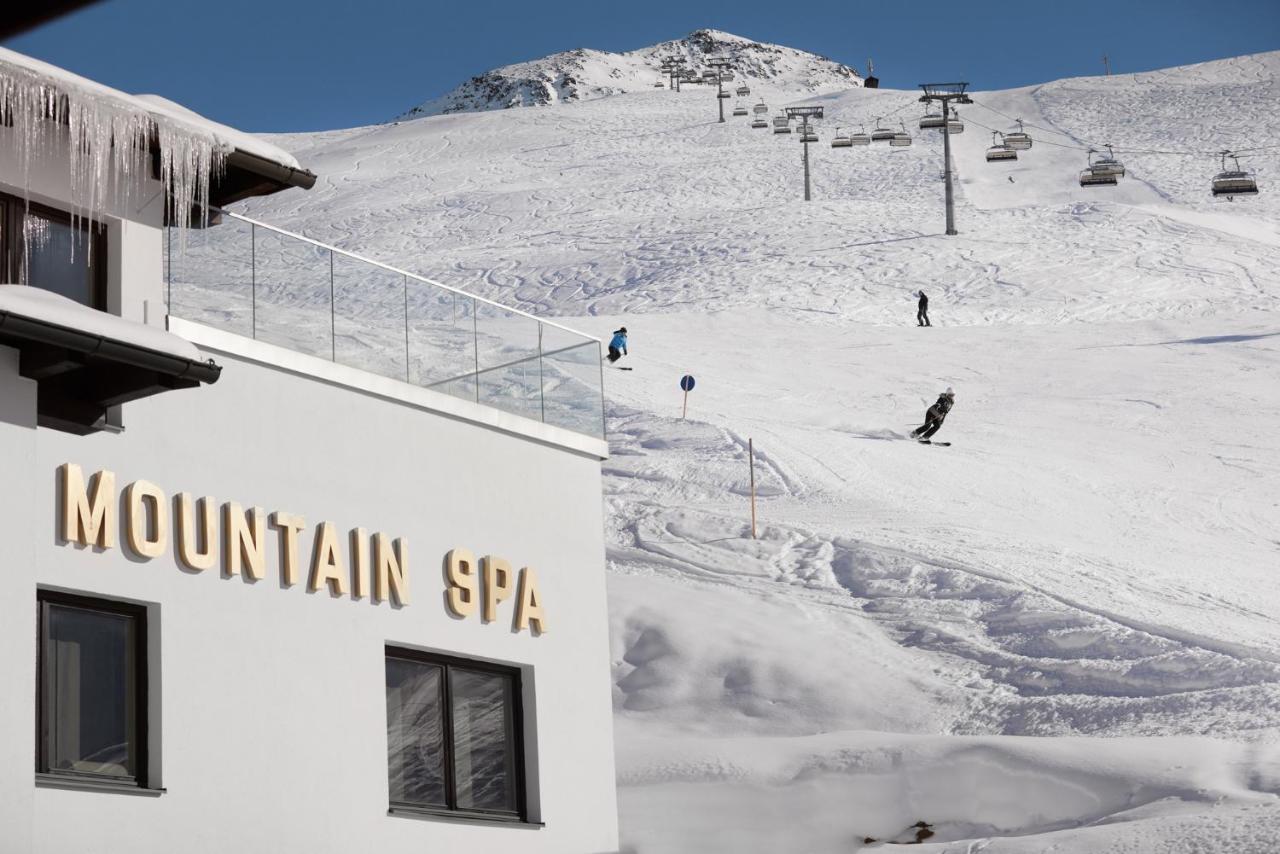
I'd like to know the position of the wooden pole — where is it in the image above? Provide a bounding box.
[748,437,757,539]
[682,389,688,420]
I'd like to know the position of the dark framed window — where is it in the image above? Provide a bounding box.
[1,191,108,310]
[385,647,525,822]
[36,591,148,788]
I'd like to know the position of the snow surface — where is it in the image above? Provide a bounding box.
[206,45,1280,852]
[0,285,203,361]
[396,29,861,118]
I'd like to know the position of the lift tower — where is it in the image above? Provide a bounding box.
[708,57,732,123]
[918,82,972,235]
[785,105,824,201]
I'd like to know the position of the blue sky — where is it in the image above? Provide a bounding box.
[5,0,1277,132]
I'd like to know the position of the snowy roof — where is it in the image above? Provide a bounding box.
[0,285,203,362]
[0,47,301,170]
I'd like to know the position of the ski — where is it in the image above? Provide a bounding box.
[917,439,950,446]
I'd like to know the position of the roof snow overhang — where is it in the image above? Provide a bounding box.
[0,287,221,435]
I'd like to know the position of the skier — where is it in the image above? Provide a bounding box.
[910,388,954,441]
[917,291,931,327]
[607,326,628,364]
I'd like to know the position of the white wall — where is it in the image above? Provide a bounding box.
[0,123,167,325]
[0,344,620,854]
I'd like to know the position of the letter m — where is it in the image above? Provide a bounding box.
[60,463,116,549]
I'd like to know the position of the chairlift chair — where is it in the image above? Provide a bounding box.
[919,110,945,131]
[871,117,895,142]
[718,91,732,99]
[799,123,818,143]
[733,104,748,116]
[751,118,768,129]
[753,100,769,115]
[736,85,751,97]
[1004,119,1032,150]
[831,127,853,148]
[773,115,792,134]
[1079,169,1117,187]
[1212,151,1259,197]
[985,131,1017,162]
[850,124,871,145]
[653,80,664,88]
[1088,145,1125,177]
[946,109,964,134]
[890,122,912,146]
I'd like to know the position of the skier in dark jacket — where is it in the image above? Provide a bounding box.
[911,388,954,440]
[917,291,931,327]
[608,327,628,364]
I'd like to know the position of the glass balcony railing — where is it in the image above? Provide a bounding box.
[164,210,605,440]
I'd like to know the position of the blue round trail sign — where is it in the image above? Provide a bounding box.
[680,375,696,392]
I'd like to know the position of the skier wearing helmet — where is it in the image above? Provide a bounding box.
[911,388,954,441]
[608,327,628,364]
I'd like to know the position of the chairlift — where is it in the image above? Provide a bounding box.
[1212,151,1259,197]
[919,110,945,131]
[871,117,895,142]
[890,122,912,147]
[733,104,748,116]
[753,100,769,115]
[736,84,751,97]
[653,80,665,88]
[1088,145,1125,177]
[773,115,792,134]
[985,131,1017,162]
[1079,169,1117,187]
[751,118,768,129]
[946,108,964,134]
[799,123,818,143]
[831,127,853,148]
[1004,119,1032,150]
[850,124,871,146]
[718,91,732,99]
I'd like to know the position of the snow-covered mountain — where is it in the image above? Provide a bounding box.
[219,47,1280,853]
[396,29,862,118]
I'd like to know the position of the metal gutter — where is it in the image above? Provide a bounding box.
[226,149,317,192]
[0,308,221,384]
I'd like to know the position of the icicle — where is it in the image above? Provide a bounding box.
[0,54,229,269]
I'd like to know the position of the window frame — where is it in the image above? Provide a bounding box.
[0,190,108,311]
[385,646,528,824]
[36,590,149,790]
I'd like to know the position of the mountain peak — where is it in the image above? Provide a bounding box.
[396,31,862,120]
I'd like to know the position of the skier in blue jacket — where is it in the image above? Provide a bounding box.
[608,327,628,364]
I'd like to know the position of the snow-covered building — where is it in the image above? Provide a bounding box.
[0,48,619,854]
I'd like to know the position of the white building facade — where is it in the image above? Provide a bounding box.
[0,49,620,854]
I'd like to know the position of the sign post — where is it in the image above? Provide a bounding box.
[748,437,757,539]
[679,374,695,419]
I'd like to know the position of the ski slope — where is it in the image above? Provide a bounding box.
[225,45,1280,853]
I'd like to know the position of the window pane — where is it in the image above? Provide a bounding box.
[450,668,517,813]
[45,605,135,778]
[23,212,98,307]
[385,658,447,807]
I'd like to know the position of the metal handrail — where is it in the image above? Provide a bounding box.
[216,208,603,344]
